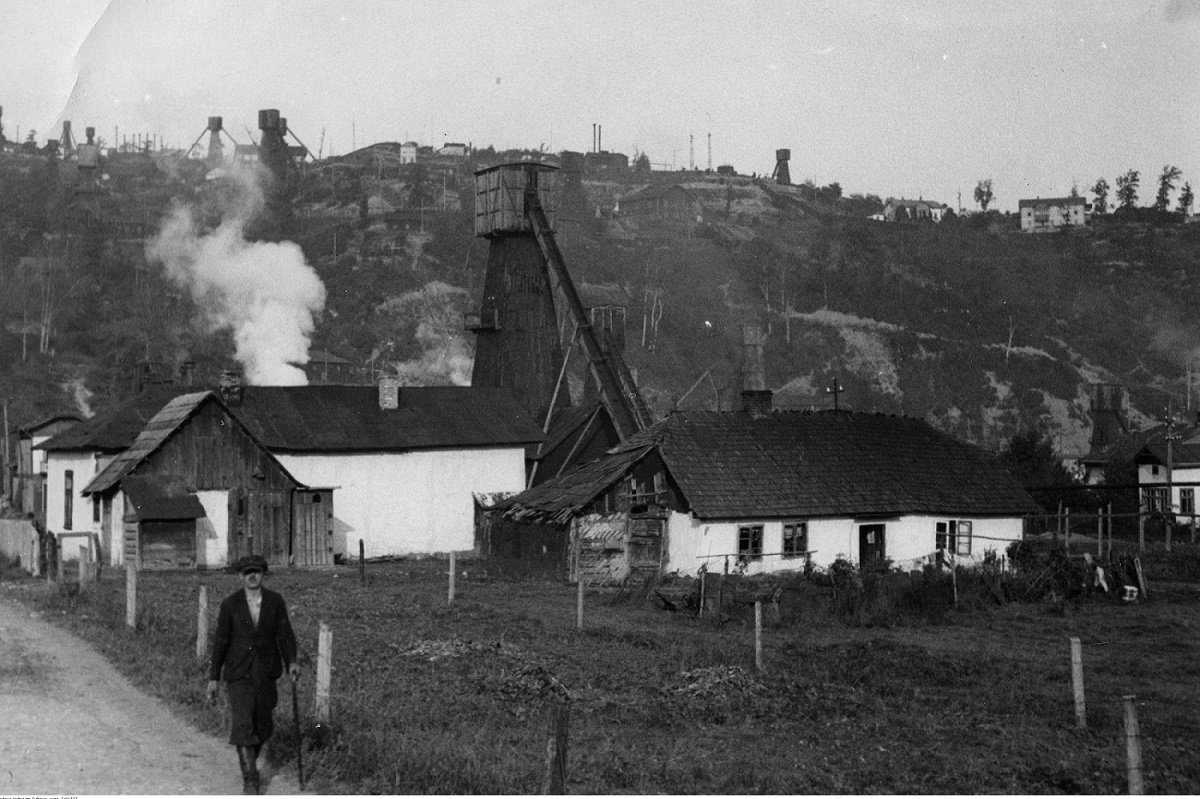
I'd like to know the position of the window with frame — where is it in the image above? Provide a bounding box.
[1182,488,1195,516]
[737,525,764,562]
[935,520,972,556]
[63,470,74,530]
[782,521,808,559]
[1144,487,1169,513]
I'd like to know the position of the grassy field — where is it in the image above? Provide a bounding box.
[5,553,1200,794]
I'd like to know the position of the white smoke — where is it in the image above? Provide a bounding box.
[376,281,474,386]
[146,168,325,385]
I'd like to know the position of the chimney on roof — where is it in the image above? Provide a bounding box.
[178,359,195,387]
[219,370,243,406]
[740,324,773,417]
[379,374,400,411]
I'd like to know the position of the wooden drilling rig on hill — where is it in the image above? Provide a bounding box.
[468,161,652,486]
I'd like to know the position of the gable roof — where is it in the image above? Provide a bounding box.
[83,392,300,496]
[38,385,197,453]
[501,410,1040,523]
[17,413,83,437]
[43,383,543,458]
[222,385,543,453]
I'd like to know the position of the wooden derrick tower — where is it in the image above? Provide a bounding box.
[469,161,652,484]
[771,148,791,186]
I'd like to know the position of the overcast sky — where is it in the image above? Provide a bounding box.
[1,0,1197,211]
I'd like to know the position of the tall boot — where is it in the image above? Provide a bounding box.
[236,746,260,795]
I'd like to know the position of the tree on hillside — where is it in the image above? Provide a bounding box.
[1115,169,1140,210]
[1091,177,1109,214]
[974,179,994,212]
[1179,182,1194,216]
[1155,165,1182,212]
[999,430,1078,512]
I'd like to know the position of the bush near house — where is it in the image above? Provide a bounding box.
[5,557,1200,794]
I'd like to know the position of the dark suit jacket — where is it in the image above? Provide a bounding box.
[209,587,298,683]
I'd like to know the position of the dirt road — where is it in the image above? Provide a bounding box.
[0,592,301,795]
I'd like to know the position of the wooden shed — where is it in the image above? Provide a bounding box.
[85,391,335,570]
[474,161,560,237]
[121,475,205,570]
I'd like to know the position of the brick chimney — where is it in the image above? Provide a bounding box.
[178,359,196,387]
[379,375,400,411]
[218,370,243,406]
[740,323,772,417]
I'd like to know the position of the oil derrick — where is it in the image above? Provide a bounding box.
[252,109,302,241]
[469,161,652,485]
[184,116,239,169]
[770,148,791,186]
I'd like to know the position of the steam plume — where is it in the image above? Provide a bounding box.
[146,168,325,385]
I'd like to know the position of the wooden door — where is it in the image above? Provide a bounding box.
[627,517,665,579]
[292,490,334,567]
[227,488,291,566]
[858,523,886,566]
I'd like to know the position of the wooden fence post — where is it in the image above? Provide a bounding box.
[1106,503,1113,560]
[1123,695,1144,794]
[315,621,332,723]
[754,600,764,672]
[1138,511,1146,553]
[1070,637,1086,729]
[125,562,137,630]
[448,550,456,606]
[1096,513,1103,558]
[1064,507,1071,551]
[196,584,208,660]
[358,539,365,586]
[541,700,569,794]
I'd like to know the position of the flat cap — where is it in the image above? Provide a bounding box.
[233,554,269,574]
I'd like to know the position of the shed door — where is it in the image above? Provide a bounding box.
[228,488,292,566]
[292,490,334,567]
[859,523,886,566]
[627,517,664,578]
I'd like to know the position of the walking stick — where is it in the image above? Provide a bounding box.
[291,678,305,790]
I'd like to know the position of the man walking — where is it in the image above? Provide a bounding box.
[207,554,300,795]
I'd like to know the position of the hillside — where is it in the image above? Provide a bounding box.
[2,146,1198,462]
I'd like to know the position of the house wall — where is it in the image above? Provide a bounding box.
[1020,201,1087,232]
[45,451,103,559]
[1138,464,1200,524]
[277,446,527,558]
[665,513,1024,575]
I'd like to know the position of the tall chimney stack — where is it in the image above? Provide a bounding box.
[740,324,772,417]
[219,370,244,406]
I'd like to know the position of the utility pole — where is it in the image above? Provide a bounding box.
[826,377,844,411]
[689,134,694,170]
[707,132,712,171]
[1165,405,1181,553]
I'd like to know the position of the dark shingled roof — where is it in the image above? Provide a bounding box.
[502,410,1041,523]
[83,392,299,496]
[42,384,543,457]
[227,385,543,453]
[38,386,197,453]
[121,475,205,521]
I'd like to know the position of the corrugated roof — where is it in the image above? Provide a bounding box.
[502,410,1041,523]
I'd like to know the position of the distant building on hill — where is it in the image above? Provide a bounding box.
[400,141,418,164]
[1018,196,1089,233]
[616,184,700,227]
[882,198,949,223]
[438,142,468,157]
